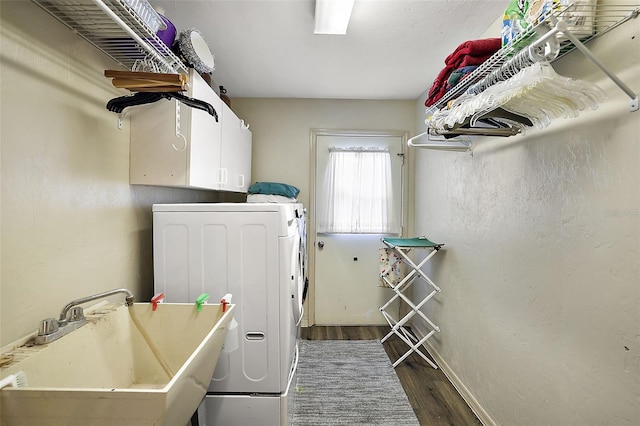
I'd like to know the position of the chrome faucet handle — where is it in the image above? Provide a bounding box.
[38,318,59,336]
[68,306,85,322]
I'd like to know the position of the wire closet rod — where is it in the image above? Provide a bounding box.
[409,13,639,151]
[433,4,640,110]
[463,16,638,110]
[467,15,638,112]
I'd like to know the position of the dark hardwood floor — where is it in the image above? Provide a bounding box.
[300,326,481,426]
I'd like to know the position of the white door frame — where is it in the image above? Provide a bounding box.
[306,128,409,326]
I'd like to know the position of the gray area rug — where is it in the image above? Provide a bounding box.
[293,340,419,426]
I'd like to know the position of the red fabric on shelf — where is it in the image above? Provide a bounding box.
[444,38,502,66]
[425,38,501,107]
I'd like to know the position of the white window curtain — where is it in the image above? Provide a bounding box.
[318,147,397,234]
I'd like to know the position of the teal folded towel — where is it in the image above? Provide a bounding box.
[248,182,300,198]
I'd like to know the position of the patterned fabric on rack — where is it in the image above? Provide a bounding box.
[379,248,402,287]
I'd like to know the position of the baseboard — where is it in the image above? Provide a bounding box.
[412,326,496,426]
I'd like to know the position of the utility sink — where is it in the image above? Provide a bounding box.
[0,302,234,425]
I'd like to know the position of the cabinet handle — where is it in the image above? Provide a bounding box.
[238,175,245,188]
[172,133,187,152]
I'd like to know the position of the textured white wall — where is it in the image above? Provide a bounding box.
[412,18,639,426]
[0,2,240,347]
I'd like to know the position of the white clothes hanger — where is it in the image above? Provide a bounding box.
[407,130,472,152]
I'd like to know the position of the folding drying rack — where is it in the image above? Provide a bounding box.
[379,236,443,368]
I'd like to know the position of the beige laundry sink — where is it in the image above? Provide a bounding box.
[0,302,234,425]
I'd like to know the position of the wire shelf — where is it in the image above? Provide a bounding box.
[32,0,187,74]
[434,3,640,109]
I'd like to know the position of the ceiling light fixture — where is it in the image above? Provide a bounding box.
[314,0,355,35]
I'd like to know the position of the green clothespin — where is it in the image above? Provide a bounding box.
[195,293,209,312]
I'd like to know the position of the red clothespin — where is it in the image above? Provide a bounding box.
[220,293,233,313]
[151,293,165,311]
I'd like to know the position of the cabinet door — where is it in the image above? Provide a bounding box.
[130,70,222,189]
[187,71,223,189]
[130,97,191,187]
[219,102,252,192]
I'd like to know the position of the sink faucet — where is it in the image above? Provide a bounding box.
[58,288,134,325]
[35,288,135,345]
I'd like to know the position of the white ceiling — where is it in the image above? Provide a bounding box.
[155,0,507,100]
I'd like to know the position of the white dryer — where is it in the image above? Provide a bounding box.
[152,202,305,425]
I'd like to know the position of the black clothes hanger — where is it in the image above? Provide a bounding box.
[474,107,533,127]
[106,92,219,122]
[107,92,164,113]
[437,106,532,138]
[169,92,218,121]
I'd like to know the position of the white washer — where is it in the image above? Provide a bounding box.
[152,202,305,425]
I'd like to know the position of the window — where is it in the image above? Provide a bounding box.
[318,147,397,234]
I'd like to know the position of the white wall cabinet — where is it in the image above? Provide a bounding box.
[130,69,252,192]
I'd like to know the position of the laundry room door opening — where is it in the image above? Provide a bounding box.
[309,130,406,326]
